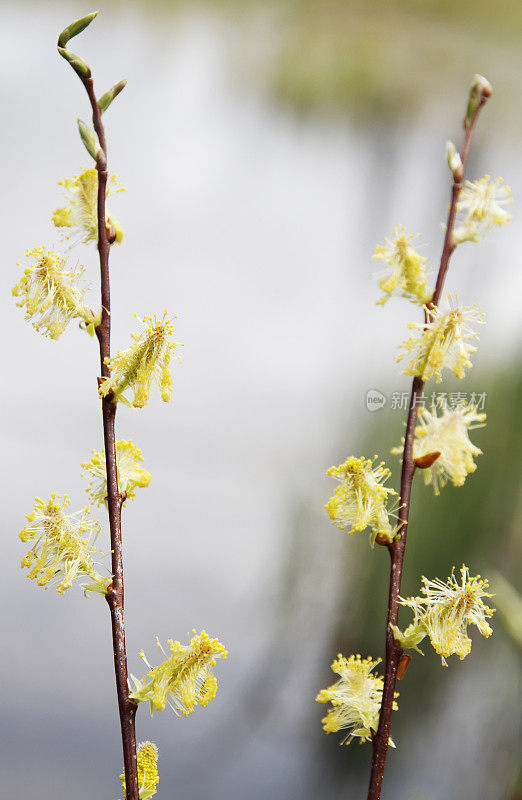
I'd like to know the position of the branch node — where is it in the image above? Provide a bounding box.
[96,148,107,172]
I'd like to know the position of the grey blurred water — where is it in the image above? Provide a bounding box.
[1,3,521,799]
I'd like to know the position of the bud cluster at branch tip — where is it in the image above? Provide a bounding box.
[57,11,98,79]
[465,74,492,128]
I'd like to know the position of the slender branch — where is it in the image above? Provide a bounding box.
[79,74,139,799]
[366,91,489,800]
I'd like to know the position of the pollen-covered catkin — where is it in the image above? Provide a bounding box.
[82,440,151,505]
[392,402,486,494]
[391,566,495,665]
[316,654,398,745]
[19,493,109,595]
[120,741,159,799]
[99,312,181,408]
[373,226,431,306]
[453,175,512,243]
[129,630,227,716]
[397,297,485,383]
[325,456,397,544]
[52,167,124,245]
[12,246,94,338]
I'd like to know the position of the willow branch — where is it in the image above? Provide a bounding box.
[366,91,490,800]
[78,73,140,800]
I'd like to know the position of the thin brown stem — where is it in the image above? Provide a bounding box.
[367,90,489,800]
[78,74,139,799]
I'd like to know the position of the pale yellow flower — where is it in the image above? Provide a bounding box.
[454,175,512,243]
[325,456,397,544]
[316,654,397,745]
[19,494,109,595]
[82,440,151,506]
[392,403,485,495]
[99,312,180,408]
[393,566,495,665]
[397,298,484,383]
[12,246,95,338]
[129,630,228,716]
[120,742,159,800]
[52,167,124,245]
[373,226,431,306]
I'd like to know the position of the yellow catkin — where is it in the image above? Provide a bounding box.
[81,440,151,505]
[99,312,181,408]
[52,167,124,245]
[373,226,431,305]
[316,653,397,745]
[325,456,396,543]
[129,631,227,716]
[120,741,159,799]
[12,246,94,338]
[19,493,109,595]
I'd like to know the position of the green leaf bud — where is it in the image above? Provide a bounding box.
[99,80,128,114]
[57,46,92,79]
[465,74,492,127]
[57,11,98,48]
[77,118,101,161]
[445,140,464,183]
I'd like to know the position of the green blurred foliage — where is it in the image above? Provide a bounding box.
[129,0,522,126]
[272,358,521,794]
[318,360,522,790]
[265,0,522,123]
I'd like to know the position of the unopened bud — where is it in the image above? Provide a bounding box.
[106,221,117,244]
[397,654,411,680]
[58,46,91,79]
[414,451,441,469]
[58,11,98,48]
[78,118,101,161]
[445,141,464,183]
[472,73,492,98]
[98,79,128,114]
[465,74,492,126]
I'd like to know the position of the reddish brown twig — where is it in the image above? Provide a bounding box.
[366,90,489,800]
[78,74,139,799]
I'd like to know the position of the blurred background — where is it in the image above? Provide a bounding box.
[1,1,521,798]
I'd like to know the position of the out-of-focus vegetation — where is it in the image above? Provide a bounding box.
[277,360,522,797]
[97,0,522,127]
[264,0,522,124]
